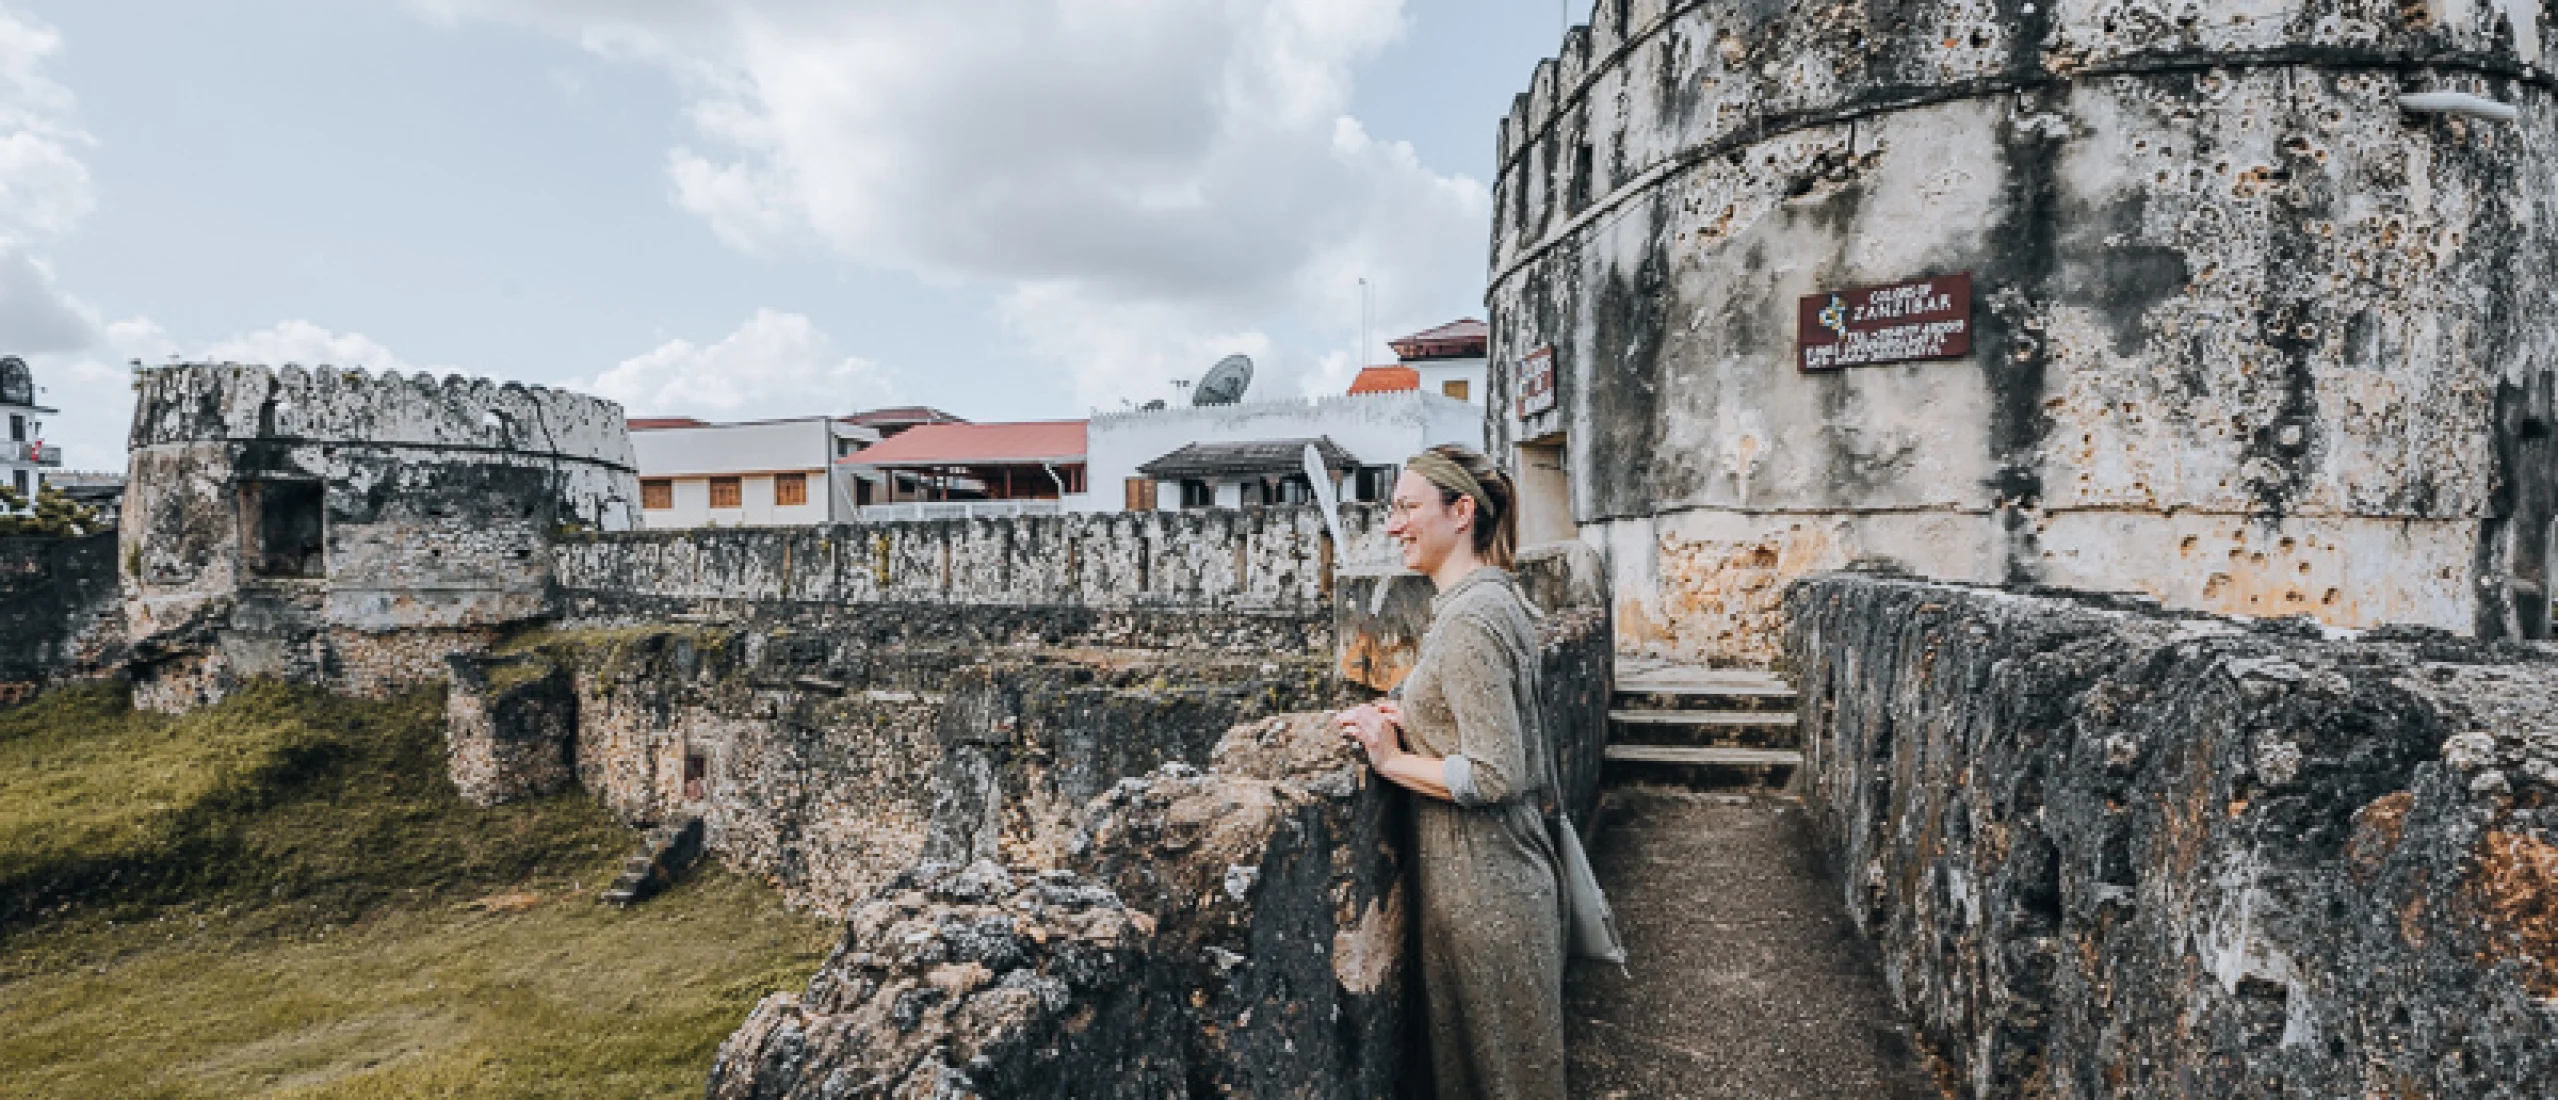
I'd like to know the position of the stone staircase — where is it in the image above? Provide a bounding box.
[601,816,705,908]
[1602,659,1801,792]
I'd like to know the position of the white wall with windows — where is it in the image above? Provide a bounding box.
[1082,391,1482,514]
[632,417,878,528]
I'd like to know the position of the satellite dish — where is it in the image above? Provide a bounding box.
[1192,355,1254,406]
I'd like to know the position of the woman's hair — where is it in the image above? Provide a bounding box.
[1418,443,1518,569]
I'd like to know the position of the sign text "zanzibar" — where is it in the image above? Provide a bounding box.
[1796,272,1973,372]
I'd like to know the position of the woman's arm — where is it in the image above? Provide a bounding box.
[1337,705,1459,802]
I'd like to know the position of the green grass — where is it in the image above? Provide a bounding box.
[0,681,833,1098]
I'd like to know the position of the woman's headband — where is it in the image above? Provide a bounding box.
[1406,451,1493,518]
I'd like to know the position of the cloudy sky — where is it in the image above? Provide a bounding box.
[0,0,1574,471]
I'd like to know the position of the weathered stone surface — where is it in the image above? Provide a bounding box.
[119,363,638,709]
[448,629,1345,915]
[549,505,1395,655]
[706,714,1411,1100]
[0,532,124,704]
[1788,572,2558,1096]
[1488,0,2558,664]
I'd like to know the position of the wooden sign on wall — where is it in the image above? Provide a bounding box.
[1515,345,1556,418]
[1797,272,1973,372]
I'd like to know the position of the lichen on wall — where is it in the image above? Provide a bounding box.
[1787,571,2558,1096]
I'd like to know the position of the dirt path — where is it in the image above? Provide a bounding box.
[1564,788,1942,1099]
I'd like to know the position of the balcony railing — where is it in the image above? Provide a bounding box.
[0,442,61,466]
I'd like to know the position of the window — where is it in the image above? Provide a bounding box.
[1354,465,1398,503]
[641,479,673,510]
[1181,480,1215,509]
[10,469,25,497]
[774,472,808,506]
[709,476,742,509]
[1441,379,1471,401]
[683,751,707,801]
[1124,477,1155,511]
[1276,475,1314,505]
[241,480,325,579]
[7,414,21,442]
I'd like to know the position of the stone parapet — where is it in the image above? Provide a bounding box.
[1787,572,2558,1095]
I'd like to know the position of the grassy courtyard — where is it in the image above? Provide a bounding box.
[0,681,831,1098]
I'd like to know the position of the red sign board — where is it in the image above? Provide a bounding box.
[1514,345,1556,419]
[1797,272,1973,372]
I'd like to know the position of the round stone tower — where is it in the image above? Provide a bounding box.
[1486,0,2554,665]
[120,363,640,709]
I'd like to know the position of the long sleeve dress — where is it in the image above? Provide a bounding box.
[1394,566,1568,1100]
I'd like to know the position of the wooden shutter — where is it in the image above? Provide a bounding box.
[709,477,742,508]
[774,472,808,506]
[641,480,673,510]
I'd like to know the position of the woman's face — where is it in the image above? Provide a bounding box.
[1385,469,1473,575]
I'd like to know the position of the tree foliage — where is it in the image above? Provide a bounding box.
[0,484,107,537]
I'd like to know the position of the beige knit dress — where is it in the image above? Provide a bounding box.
[1395,567,1568,1100]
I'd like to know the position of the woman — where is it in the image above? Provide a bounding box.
[1337,444,1567,1100]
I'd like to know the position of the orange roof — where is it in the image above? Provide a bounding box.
[627,416,708,430]
[838,420,1086,467]
[1348,365,1419,395]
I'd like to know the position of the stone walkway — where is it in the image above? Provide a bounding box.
[1564,787,1942,1099]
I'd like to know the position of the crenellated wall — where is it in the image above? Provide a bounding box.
[119,363,639,709]
[1487,0,2558,666]
[545,505,1397,654]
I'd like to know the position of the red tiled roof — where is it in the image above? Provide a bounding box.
[627,417,709,430]
[1388,317,1489,360]
[1347,365,1420,395]
[838,420,1086,467]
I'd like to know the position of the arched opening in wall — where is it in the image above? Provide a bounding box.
[1569,142,1595,212]
[239,479,325,579]
[1515,437,1574,548]
[683,750,707,802]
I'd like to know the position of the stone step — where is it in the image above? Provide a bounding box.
[1613,670,1796,698]
[1601,743,1800,793]
[1605,744,1803,767]
[1609,709,1797,728]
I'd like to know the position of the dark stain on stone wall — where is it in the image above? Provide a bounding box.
[0,532,124,700]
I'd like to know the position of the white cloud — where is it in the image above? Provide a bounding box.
[196,319,420,373]
[0,6,94,241]
[0,240,92,352]
[579,308,896,418]
[415,0,1492,409]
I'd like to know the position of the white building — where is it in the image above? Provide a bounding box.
[1348,319,1490,410]
[0,356,63,511]
[1082,390,1482,512]
[631,416,881,528]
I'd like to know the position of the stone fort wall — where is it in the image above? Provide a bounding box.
[1790,572,2558,1095]
[119,363,639,709]
[1487,0,2558,665]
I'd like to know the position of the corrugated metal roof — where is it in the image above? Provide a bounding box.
[1388,317,1489,360]
[839,420,1087,466]
[845,406,966,427]
[1347,365,1420,394]
[1137,437,1359,480]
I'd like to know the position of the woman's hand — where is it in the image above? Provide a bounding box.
[1335,703,1404,767]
